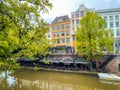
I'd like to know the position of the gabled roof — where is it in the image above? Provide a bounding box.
[52,15,69,23]
[71,4,94,14]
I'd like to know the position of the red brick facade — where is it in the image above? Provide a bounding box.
[105,55,120,76]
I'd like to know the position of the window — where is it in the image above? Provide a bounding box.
[75,14,79,17]
[66,31,70,36]
[116,29,120,36]
[111,29,114,37]
[110,22,113,28]
[109,16,113,20]
[72,27,75,31]
[48,34,50,38]
[61,24,64,30]
[56,25,60,30]
[104,16,107,21]
[72,36,75,41]
[61,38,65,43]
[57,39,60,44]
[52,26,55,30]
[116,21,119,27]
[72,14,74,18]
[115,15,119,20]
[52,32,56,37]
[80,11,84,17]
[72,20,74,25]
[47,30,50,33]
[56,32,60,37]
[105,22,108,28]
[76,19,79,26]
[52,47,56,53]
[66,38,70,43]
[66,24,70,29]
[61,32,65,36]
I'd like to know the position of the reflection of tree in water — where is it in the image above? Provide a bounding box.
[0,71,11,90]
[0,70,120,90]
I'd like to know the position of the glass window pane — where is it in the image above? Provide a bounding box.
[105,22,108,28]
[72,36,75,41]
[66,38,70,43]
[81,11,84,17]
[75,14,79,17]
[110,22,113,28]
[66,24,70,29]
[115,15,119,20]
[52,26,55,30]
[57,32,60,37]
[61,38,65,43]
[72,20,74,25]
[72,14,74,18]
[76,19,79,26]
[109,16,113,20]
[116,29,120,36]
[66,31,70,36]
[111,29,114,37]
[56,25,60,30]
[57,39,60,44]
[104,16,107,21]
[116,21,119,27]
[48,34,50,38]
[61,32,65,36]
[61,24,64,30]
[52,32,56,37]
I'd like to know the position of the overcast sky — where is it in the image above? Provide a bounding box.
[41,0,120,23]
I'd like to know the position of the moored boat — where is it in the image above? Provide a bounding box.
[98,73,120,81]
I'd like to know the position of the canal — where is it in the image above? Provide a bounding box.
[0,68,120,90]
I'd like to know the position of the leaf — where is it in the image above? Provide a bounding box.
[76,12,114,61]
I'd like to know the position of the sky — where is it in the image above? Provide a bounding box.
[41,0,120,23]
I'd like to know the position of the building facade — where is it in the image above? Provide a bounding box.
[46,4,120,74]
[70,4,94,52]
[48,5,120,54]
[71,4,94,35]
[96,8,120,54]
[49,15,75,54]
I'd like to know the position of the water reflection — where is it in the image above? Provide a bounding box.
[0,69,120,90]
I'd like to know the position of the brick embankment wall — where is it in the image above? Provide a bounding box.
[105,56,120,76]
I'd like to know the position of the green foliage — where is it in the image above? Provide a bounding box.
[76,12,114,61]
[0,0,52,70]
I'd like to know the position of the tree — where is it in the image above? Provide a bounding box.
[76,12,114,70]
[0,0,52,70]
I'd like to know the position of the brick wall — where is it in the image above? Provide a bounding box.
[105,55,120,75]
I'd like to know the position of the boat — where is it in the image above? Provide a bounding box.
[100,79,120,85]
[98,73,120,81]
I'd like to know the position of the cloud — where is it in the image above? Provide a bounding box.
[42,0,120,23]
[41,0,82,23]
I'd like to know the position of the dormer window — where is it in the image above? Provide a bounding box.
[80,11,84,17]
[63,18,65,20]
[55,20,57,22]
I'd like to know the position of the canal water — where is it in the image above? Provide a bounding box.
[0,69,120,90]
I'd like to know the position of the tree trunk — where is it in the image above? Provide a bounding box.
[90,60,93,71]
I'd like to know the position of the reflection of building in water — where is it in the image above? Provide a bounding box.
[0,70,120,90]
[18,79,104,90]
